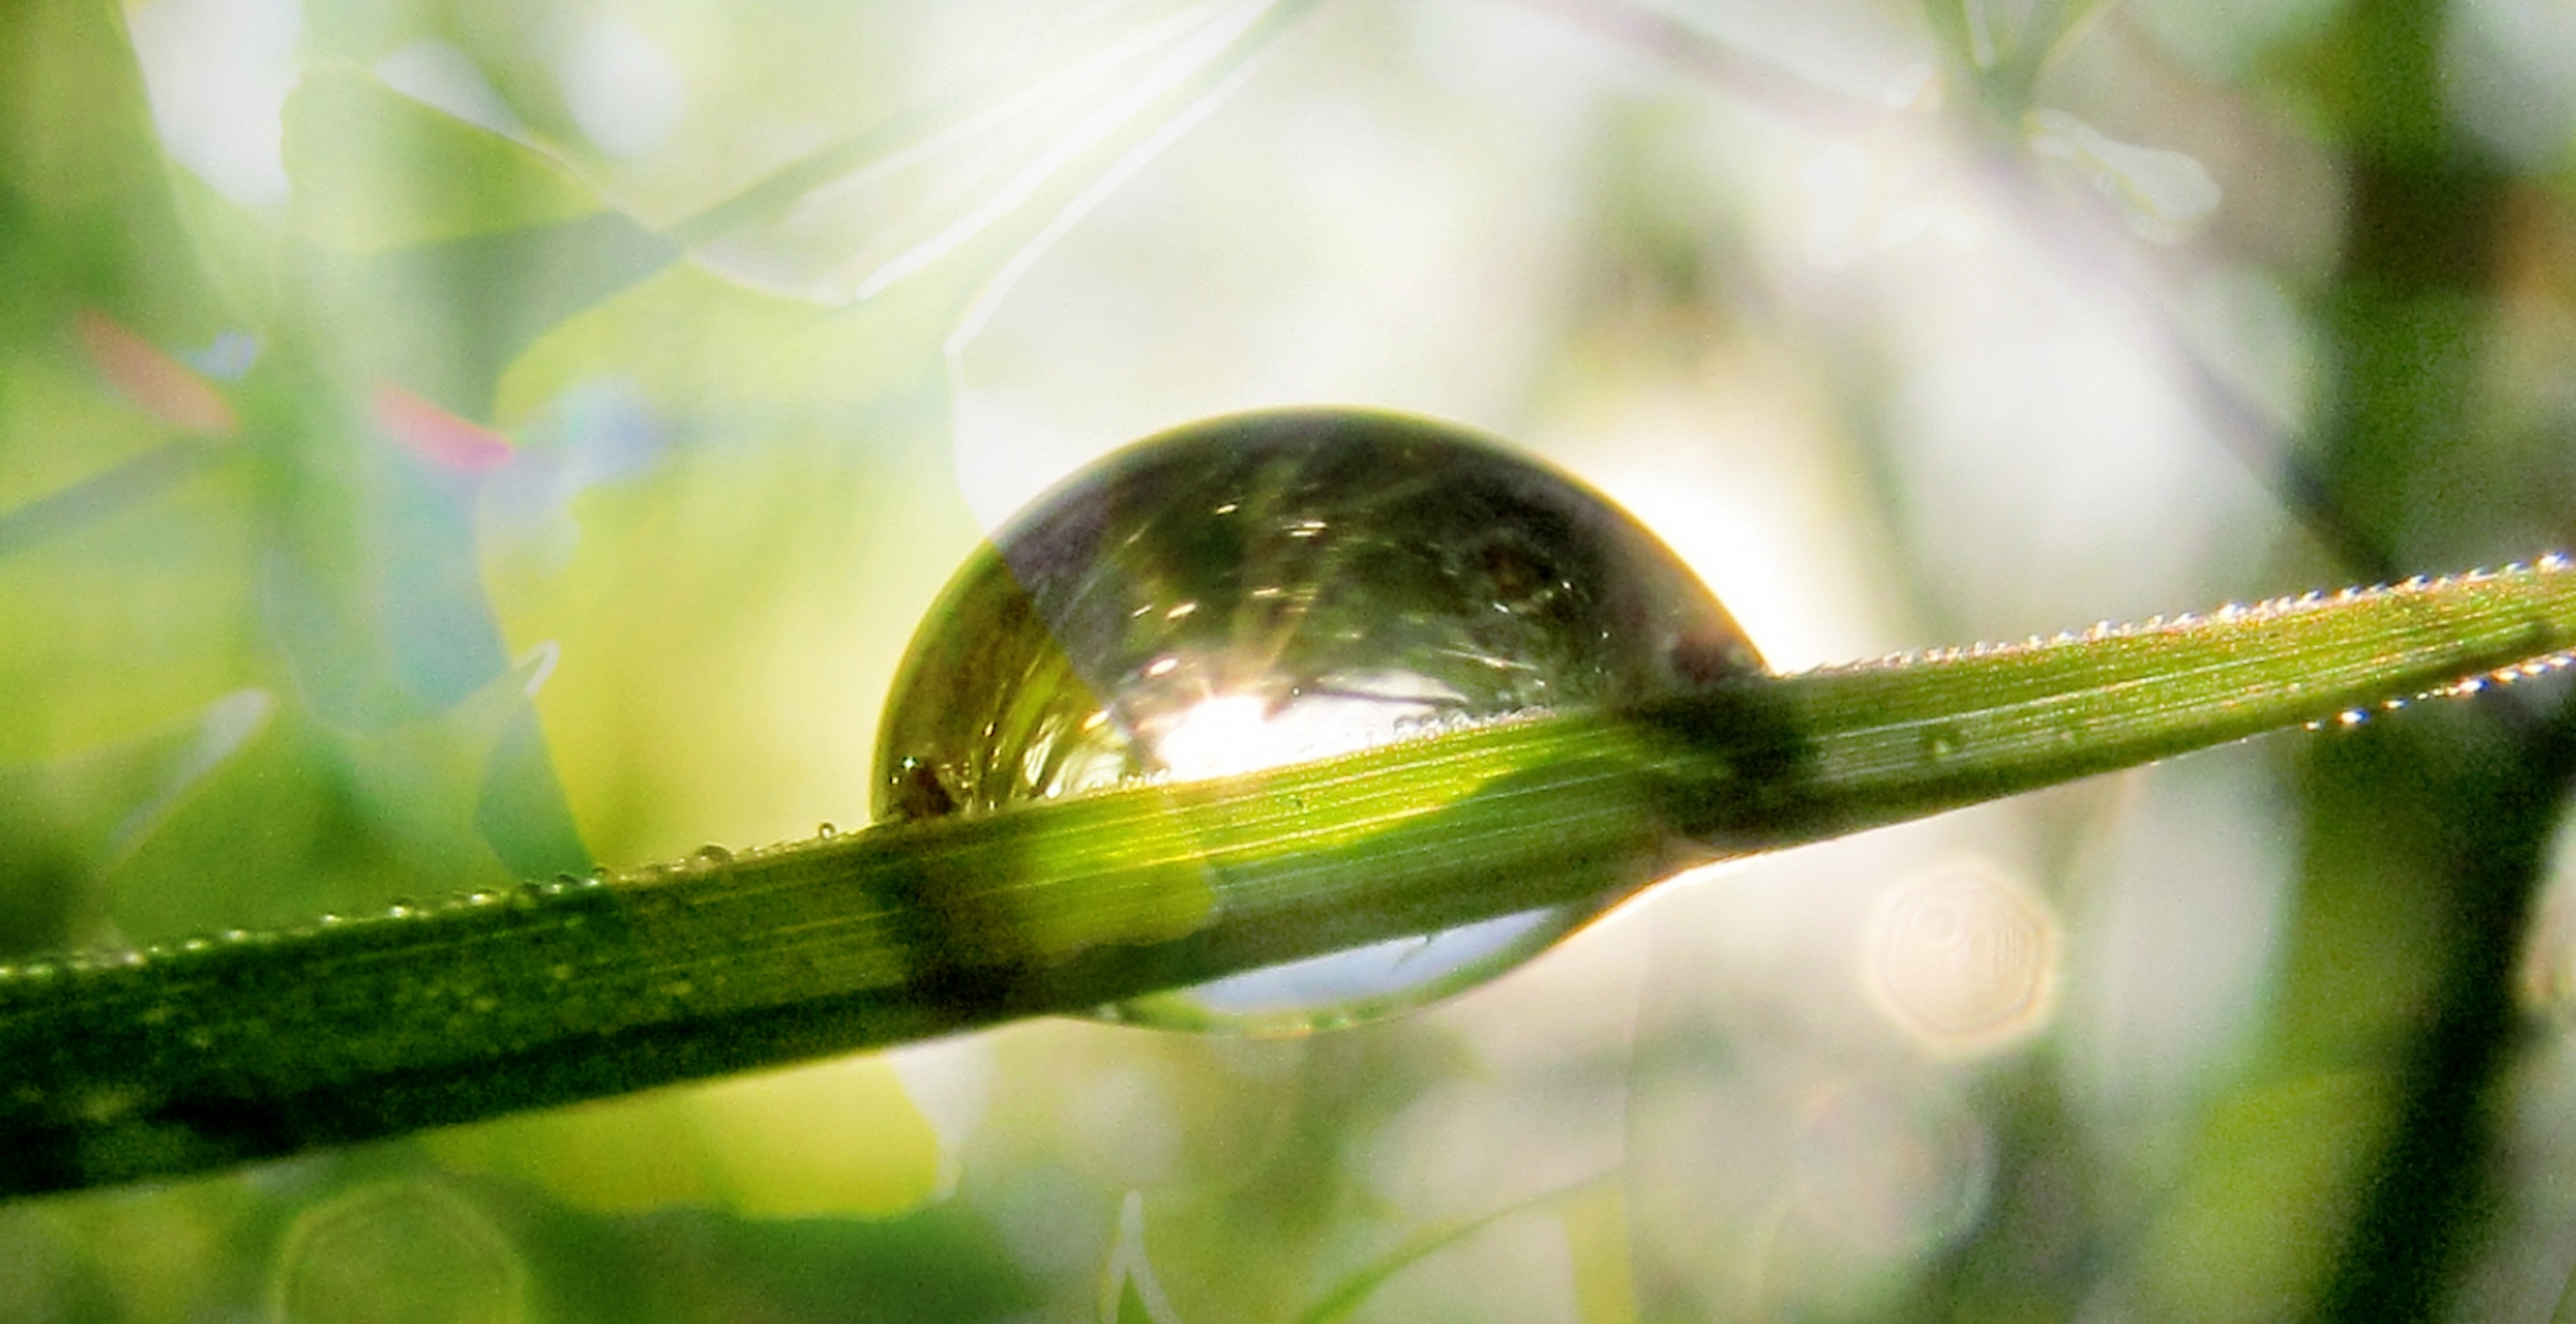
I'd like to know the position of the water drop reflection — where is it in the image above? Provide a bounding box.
[877,409,1761,1030]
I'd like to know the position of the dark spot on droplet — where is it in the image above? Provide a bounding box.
[890,758,959,821]
[1668,629,1758,687]
[1481,539,1558,608]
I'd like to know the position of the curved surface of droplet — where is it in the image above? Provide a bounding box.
[875,407,1762,1030]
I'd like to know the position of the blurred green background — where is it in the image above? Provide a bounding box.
[8,0,2576,1318]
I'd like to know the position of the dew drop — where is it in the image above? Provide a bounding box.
[875,408,1762,1031]
[817,821,838,839]
[691,844,734,867]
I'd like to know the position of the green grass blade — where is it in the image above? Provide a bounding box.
[2,560,2571,1198]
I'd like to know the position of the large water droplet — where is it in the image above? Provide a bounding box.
[876,409,1761,1030]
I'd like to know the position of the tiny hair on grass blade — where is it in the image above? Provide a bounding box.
[0,558,2571,1199]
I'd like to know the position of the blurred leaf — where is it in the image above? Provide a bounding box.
[2026,108,2223,244]
[483,1190,1042,1324]
[675,0,1318,306]
[253,412,518,719]
[1918,0,2119,118]
[1102,1191,1186,1324]
[0,0,255,769]
[283,210,680,417]
[2003,0,2122,97]
[0,0,219,340]
[0,421,256,762]
[479,332,969,856]
[425,1056,942,1220]
[1921,0,1985,74]
[0,687,272,956]
[2132,1071,2388,1321]
[1294,1176,1610,1324]
[162,163,283,328]
[283,66,602,254]
[0,438,225,560]
[276,68,680,417]
[103,643,569,939]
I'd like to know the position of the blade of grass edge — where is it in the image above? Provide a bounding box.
[0,559,2571,1198]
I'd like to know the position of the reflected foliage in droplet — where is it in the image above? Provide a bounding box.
[877,408,1760,1029]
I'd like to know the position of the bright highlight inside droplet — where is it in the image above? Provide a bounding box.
[1154,680,1465,782]
[1155,695,1276,780]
